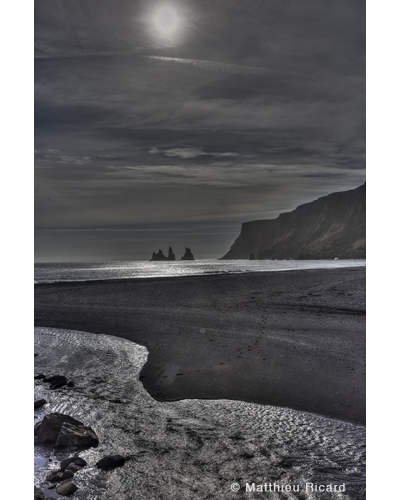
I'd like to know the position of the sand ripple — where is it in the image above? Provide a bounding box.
[34,327,365,499]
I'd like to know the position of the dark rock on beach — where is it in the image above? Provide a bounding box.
[34,485,45,499]
[56,479,78,496]
[96,455,125,470]
[60,456,87,472]
[65,463,82,473]
[96,454,126,470]
[62,470,75,480]
[42,374,61,383]
[56,421,99,448]
[35,413,81,444]
[46,470,64,483]
[34,373,45,380]
[34,398,47,410]
[49,375,68,390]
[34,412,99,448]
[180,247,195,260]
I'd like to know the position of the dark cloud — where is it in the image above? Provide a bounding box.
[35,0,365,261]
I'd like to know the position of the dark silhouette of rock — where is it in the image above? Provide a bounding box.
[181,247,195,260]
[150,249,166,261]
[222,183,366,260]
[65,463,83,473]
[56,421,99,449]
[168,246,176,260]
[42,374,68,388]
[249,252,255,260]
[34,373,45,380]
[62,470,75,480]
[60,456,87,472]
[56,479,78,496]
[34,485,45,499]
[43,374,60,382]
[34,398,47,410]
[150,247,176,261]
[49,375,68,390]
[67,381,75,387]
[46,470,64,483]
[96,454,126,470]
[34,413,99,449]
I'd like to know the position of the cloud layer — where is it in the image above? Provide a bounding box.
[35,0,365,261]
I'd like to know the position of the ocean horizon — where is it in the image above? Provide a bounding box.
[34,258,366,284]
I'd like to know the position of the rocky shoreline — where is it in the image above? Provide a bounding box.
[34,362,127,498]
[34,327,366,499]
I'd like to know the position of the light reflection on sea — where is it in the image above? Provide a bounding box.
[34,259,366,284]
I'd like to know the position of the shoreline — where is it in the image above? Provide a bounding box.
[35,267,366,424]
[35,327,366,499]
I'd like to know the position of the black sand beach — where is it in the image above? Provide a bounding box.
[35,267,365,424]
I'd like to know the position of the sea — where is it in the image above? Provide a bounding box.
[34,258,366,284]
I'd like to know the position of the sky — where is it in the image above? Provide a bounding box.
[34,0,366,261]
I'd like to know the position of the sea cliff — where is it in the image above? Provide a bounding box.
[222,183,366,260]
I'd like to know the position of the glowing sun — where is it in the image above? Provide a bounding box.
[153,6,180,36]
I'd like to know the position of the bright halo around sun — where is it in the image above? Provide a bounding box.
[153,5,180,38]
[146,0,192,48]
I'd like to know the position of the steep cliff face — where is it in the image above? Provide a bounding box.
[222,183,366,260]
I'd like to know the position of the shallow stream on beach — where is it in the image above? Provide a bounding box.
[34,327,365,499]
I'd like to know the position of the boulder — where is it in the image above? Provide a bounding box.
[56,480,78,496]
[34,373,45,380]
[34,485,45,499]
[49,375,68,390]
[66,463,84,473]
[34,399,47,410]
[43,375,60,383]
[60,456,87,472]
[62,470,75,480]
[96,454,126,470]
[56,421,99,449]
[46,470,64,483]
[34,413,99,449]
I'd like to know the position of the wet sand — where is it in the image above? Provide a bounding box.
[34,267,365,424]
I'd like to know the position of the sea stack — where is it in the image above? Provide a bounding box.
[150,249,167,261]
[150,247,176,261]
[181,248,195,260]
[168,246,176,261]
